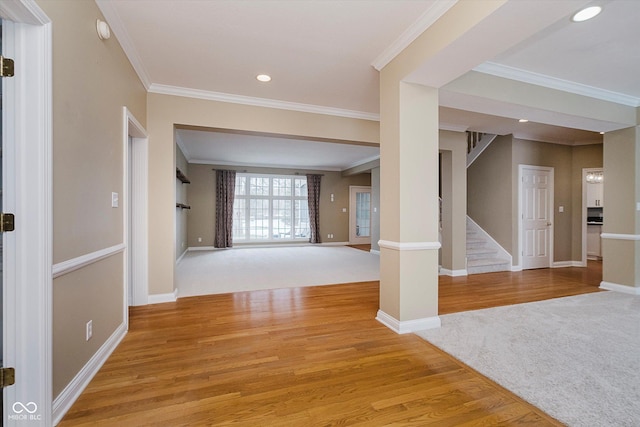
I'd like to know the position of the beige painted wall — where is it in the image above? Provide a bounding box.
[439,130,467,271]
[186,163,370,247]
[37,0,146,398]
[570,144,603,260]
[469,134,604,266]
[147,92,379,296]
[467,135,513,252]
[512,138,573,263]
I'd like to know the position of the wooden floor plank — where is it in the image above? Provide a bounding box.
[59,262,602,426]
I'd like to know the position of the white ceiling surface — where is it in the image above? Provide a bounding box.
[98,0,640,169]
[176,129,380,171]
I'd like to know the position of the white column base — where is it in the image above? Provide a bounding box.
[376,310,441,334]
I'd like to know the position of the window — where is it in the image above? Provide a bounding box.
[233,174,309,242]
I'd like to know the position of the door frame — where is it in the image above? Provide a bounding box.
[349,186,372,245]
[123,108,149,308]
[1,1,52,425]
[581,167,602,267]
[517,165,554,270]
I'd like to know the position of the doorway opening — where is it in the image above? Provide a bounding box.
[349,186,371,245]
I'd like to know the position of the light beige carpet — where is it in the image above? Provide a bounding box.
[417,291,640,427]
[176,245,380,297]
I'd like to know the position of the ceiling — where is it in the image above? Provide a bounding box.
[97,0,640,170]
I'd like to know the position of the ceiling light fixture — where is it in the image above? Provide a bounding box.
[571,6,602,22]
[518,119,529,123]
[256,74,271,82]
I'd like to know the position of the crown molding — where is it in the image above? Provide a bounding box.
[148,83,380,122]
[174,132,191,162]
[95,0,151,89]
[189,158,343,172]
[474,62,640,107]
[345,154,380,171]
[371,0,458,71]
[439,122,468,132]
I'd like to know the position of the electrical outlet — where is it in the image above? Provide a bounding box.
[86,320,93,341]
[198,237,202,242]
[111,192,119,208]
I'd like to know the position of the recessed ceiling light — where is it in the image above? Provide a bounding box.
[518,119,529,123]
[600,131,605,135]
[571,6,602,22]
[256,74,271,82]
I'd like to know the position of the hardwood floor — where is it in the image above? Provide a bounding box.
[60,262,602,426]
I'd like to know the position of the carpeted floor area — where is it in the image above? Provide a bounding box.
[417,291,640,427]
[176,245,380,297]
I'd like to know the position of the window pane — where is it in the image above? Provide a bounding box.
[232,198,246,240]
[249,199,270,239]
[294,178,307,197]
[250,177,269,196]
[295,200,310,238]
[272,199,292,239]
[235,176,246,196]
[355,191,371,237]
[273,178,292,196]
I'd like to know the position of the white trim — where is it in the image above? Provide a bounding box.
[518,165,554,270]
[601,233,640,241]
[189,158,343,172]
[375,310,441,334]
[510,265,523,272]
[369,249,380,255]
[176,249,187,264]
[439,268,468,277]
[378,240,441,251]
[474,62,640,107]
[149,83,380,122]
[552,261,584,268]
[188,246,217,251]
[124,108,149,307]
[599,281,640,295]
[148,289,178,304]
[2,4,53,426]
[371,0,458,71]
[320,241,349,247]
[95,0,151,89]
[52,322,127,425]
[52,244,125,279]
[439,122,469,133]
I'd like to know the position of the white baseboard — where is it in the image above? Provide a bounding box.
[53,322,127,425]
[148,289,178,304]
[188,246,218,251]
[322,241,349,246]
[552,261,584,268]
[176,249,187,263]
[439,267,468,277]
[511,265,523,272]
[600,281,640,295]
[376,310,441,334]
[370,249,380,255]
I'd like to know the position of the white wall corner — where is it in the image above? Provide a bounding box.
[599,281,640,295]
[376,310,441,334]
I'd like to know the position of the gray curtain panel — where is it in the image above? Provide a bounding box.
[214,169,236,248]
[306,174,321,244]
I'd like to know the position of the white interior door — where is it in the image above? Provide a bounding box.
[349,186,371,245]
[520,166,553,269]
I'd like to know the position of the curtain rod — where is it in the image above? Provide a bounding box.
[211,168,323,176]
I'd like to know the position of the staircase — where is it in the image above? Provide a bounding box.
[466,217,511,274]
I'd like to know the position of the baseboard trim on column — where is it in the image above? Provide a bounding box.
[378,240,441,251]
[439,267,468,277]
[600,281,640,295]
[376,310,441,334]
